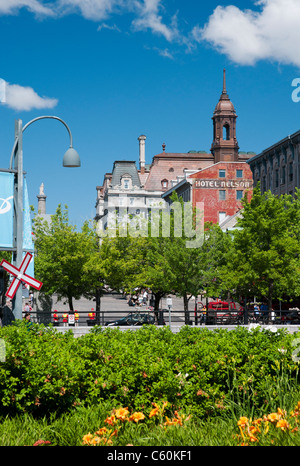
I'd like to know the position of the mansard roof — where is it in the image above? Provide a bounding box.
[111,160,141,187]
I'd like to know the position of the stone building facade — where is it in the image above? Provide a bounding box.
[247,130,300,196]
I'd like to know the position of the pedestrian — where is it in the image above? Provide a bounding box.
[24,302,32,313]
[254,303,260,322]
[142,290,148,305]
[1,300,15,326]
[62,312,68,327]
[23,312,33,330]
[88,309,95,320]
[53,310,59,326]
[138,294,143,306]
[75,310,79,326]
[260,302,269,323]
[128,296,135,307]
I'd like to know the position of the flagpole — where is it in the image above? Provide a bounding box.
[12,119,24,320]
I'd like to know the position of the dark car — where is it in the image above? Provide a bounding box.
[105,312,155,326]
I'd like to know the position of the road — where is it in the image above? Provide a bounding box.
[33,293,198,326]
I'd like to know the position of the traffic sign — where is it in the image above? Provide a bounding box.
[0,252,43,299]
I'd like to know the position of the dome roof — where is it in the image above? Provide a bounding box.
[214,94,236,114]
[213,69,236,114]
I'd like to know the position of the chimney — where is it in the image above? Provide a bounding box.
[37,182,46,215]
[138,134,146,174]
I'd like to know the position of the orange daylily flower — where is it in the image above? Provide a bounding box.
[115,407,129,420]
[129,412,145,423]
[276,419,289,431]
[82,433,94,445]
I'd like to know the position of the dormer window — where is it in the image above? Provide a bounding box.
[121,174,132,189]
[161,179,168,190]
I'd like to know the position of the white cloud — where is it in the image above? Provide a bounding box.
[56,0,122,21]
[0,0,55,16]
[2,81,58,111]
[0,0,185,45]
[196,0,300,67]
[97,22,121,32]
[132,0,179,42]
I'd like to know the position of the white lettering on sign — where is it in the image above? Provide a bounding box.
[194,179,252,189]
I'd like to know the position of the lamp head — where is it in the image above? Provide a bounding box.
[63,147,81,167]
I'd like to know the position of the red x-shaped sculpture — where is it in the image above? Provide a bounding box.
[0,252,43,299]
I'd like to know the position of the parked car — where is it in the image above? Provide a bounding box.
[105,312,155,326]
[206,300,241,325]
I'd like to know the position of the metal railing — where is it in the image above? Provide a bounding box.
[19,307,300,327]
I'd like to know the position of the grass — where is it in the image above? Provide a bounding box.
[2,398,300,446]
[0,406,238,446]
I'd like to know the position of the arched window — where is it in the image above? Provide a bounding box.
[223,124,230,140]
[161,179,168,190]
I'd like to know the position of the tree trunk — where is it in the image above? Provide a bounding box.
[268,280,274,324]
[95,287,101,325]
[183,293,190,325]
[68,295,74,311]
[154,292,164,324]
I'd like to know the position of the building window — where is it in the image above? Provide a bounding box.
[289,162,293,182]
[275,169,279,188]
[161,179,168,189]
[236,169,243,178]
[223,124,230,140]
[236,190,243,200]
[219,169,226,178]
[219,190,226,200]
[281,166,286,184]
[121,174,132,190]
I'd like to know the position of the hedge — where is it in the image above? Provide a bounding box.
[0,322,299,418]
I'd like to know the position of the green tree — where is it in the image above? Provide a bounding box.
[33,205,97,311]
[224,186,300,311]
[98,193,205,323]
[201,223,233,299]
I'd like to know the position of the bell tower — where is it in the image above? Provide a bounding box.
[211,69,239,163]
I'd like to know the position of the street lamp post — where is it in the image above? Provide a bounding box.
[10,115,80,320]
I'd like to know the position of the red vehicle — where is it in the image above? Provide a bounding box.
[206,300,241,324]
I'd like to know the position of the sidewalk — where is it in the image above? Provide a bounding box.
[50,293,192,313]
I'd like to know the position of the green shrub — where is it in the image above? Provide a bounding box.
[0,322,299,419]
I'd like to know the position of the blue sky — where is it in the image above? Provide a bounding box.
[0,0,300,228]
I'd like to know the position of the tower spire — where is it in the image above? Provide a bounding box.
[210,69,239,162]
[223,68,226,94]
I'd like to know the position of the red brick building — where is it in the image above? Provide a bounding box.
[189,161,253,225]
[163,69,253,228]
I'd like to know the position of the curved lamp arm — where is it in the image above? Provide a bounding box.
[9,115,75,169]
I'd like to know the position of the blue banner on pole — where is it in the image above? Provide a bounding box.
[0,172,14,248]
[23,178,34,251]
[23,178,34,278]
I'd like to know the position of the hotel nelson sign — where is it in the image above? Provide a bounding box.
[194,179,253,189]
